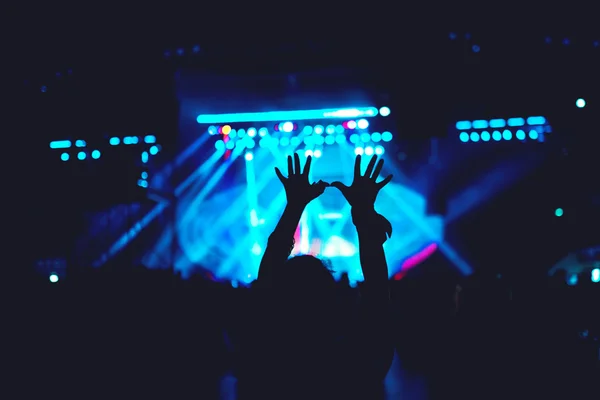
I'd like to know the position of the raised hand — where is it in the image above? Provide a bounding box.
[275,153,329,207]
[331,155,393,210]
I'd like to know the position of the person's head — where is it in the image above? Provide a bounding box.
[273,255,337,326]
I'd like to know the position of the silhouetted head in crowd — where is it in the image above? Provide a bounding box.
[272,255,338,336]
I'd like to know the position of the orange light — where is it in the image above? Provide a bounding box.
[222,125,231,135]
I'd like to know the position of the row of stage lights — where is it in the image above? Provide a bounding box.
[455,116,550,143]
[208,118,373,137]
[214,131,393,151]
[50,135,161,164]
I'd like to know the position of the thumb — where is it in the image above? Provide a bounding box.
[330,181,348,191]
[274,167,286,183]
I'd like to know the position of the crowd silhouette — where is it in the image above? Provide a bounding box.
[6,155,599,399]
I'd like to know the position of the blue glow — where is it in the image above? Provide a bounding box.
[472,45,480,53]
[60,153,69,161]
[138,179,148,188]
[507,117,525,127]
[109,137,120,145]
[576,98,586,108]
[472,120,488,129]
[528,130,539,140]
[77,152,86,160]
[516,130,526,140]
[379,106,390,117]
[492,131,502,141]
[144,135,157,143]
[326,125,335,134]
[480,131,490,141]
[141,171,149,179]
[502,130,512,140]
[91,150,101,159]
[567,273,577,286]
[75,140,87,148]
[470,132,480,142]
[196,107,378,124]
[150,146,159,155]
[381,131,393,142]
[314,125,324,134]
[281,122,294,132]
[141,152,149,163]
[357,119,369,129]
[489,119,506,128]
[527,116,546,125]
[50,140,71,149]
[456,121,472,130]
[592,268,600,283]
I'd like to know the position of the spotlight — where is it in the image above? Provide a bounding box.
[576,98,586,108]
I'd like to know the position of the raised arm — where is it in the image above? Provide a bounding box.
[331,155,394,379]
[257,153,328,286]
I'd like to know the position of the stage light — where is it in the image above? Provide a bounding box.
[290,137,301,146]
[49,274,58,283]
[349,134,359,144]
[527,116,546,125]
[325,136,335,145]
[258,127,268,137]
[226,141,235,150]
[41,86,48,93]
[379,107,390,117]
[259,138,268,148]
[576,98,586,108]
[75,140,86,147]
[371,132,382,142]
[281,121,294,132]
[246,138,256,148]
[347,120,357,129]
[138,179,148,188]
[567,273,577,286]
[325,125,335,134]
[144,135,156,143]
[375,145,384,155]
[507,118,525,127]
[502,130,512,140]
[314,125,324,134]
[314,136,324,145]
[470,132,480,142]
[355,147,364,155]
[459,132,469,142]
[141,171,149,179]
[279,137,290,146]
[208,126,218,135]
[245,152,253,161]
[247,128,257,137]
[555,208,563,217]
[50,140,71,149]
[473,120,488,129]
[303,125,313,134]
[229,129,237,138]
[381,131,393,142]
[481,131,491,141]
[456,121,471,130]
[360,133,370,143]
[490,119,506,128]
[528,130,539,140]
[304,149,313,157]
[109,137,120,145]
[60,153,69,161]
[149,146,159,155]
[365,146,374,155]
[357,119,369,129]
[222,125,232,135]
[335,134,346,144]
[313,149,322,158]
[77,152,86,160]
[592,268,600,283]
[196,107,379,124]
[472,45,480,53]
[91,150,101,159]
[492,131,502,141]
[238,129,246,137]
[141,152,149,163]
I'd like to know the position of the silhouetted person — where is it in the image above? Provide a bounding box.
[237,154,394,399]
